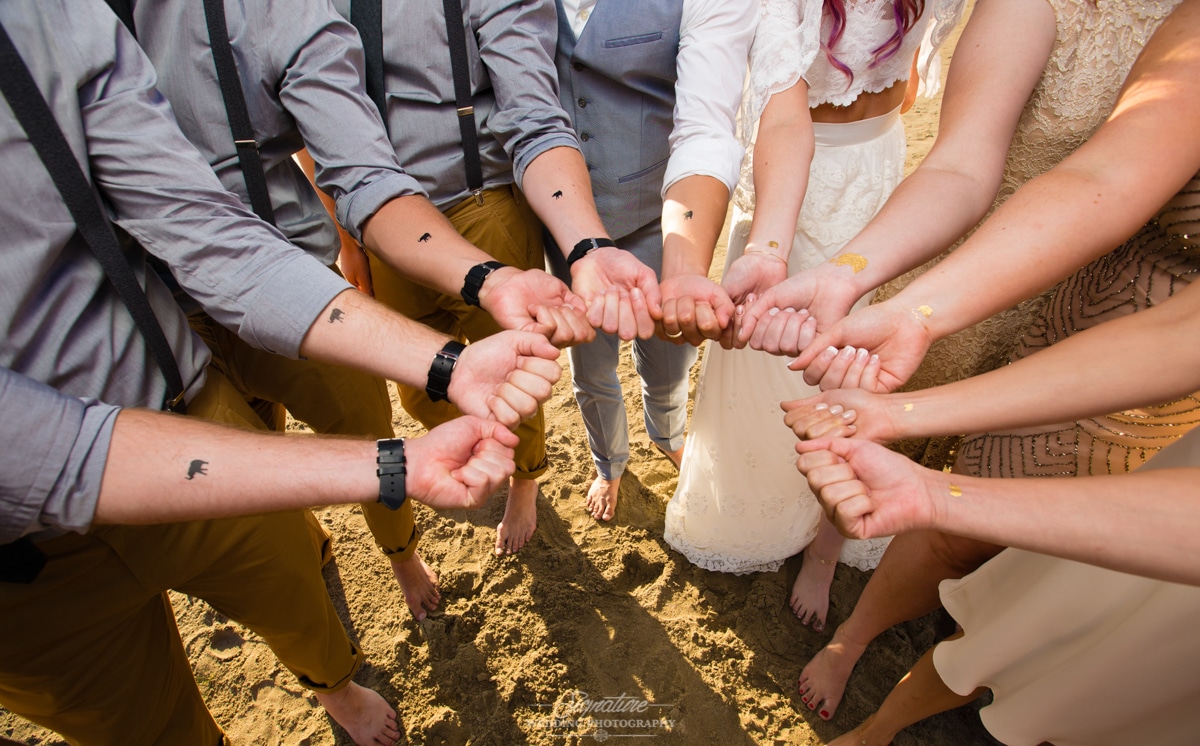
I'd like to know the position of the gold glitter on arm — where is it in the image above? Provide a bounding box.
[830,253,868,273]
[909,305,933,323]
[948,484,963,498]
[903,403,914,412]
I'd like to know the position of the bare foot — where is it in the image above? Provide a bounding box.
[315,682,400,746]
[797,623,869,721]
[495,477,538,555]
[390,551,440,621]
[790,546,837,632]
[586,474,620,521]
[652,441,684,470]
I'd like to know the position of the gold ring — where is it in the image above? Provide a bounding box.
[665,329,684,339]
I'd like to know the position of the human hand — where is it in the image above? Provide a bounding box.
[570,246,663,340]
[794,437,940,540]
[449,331,562,428]
[657,272,734,345]
[718,253,788,346]
[781,388,899,444]
[405,416,520,509]
[737,267,861,353]
[337,242,374,297]
[788,300,930,392]
[478,267,594,347]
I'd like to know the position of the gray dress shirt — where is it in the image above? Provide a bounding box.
[331,0,580,210]
[0,0,350,542]
[128,0,423,264]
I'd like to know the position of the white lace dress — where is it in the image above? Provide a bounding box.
[663,0,965,574]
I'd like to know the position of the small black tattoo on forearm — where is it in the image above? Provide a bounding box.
[329,308,345,323]
[552,190,563,200]
[186,459,208,480]
[683,210,694,220]
[418,232,432,243]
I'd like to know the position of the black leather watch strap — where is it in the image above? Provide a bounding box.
[461,260,507,307]
[376,437,407,510]
[566,237,617,268]
[425,339,466,403]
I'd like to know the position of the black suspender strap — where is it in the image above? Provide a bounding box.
[201,0,277,225]
[0,22,187,415]
[441,0,485,201]
[351,0,388,120]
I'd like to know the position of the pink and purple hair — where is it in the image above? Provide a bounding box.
[823,0,925,84]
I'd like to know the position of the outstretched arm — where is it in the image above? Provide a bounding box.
[525,146,663,340]
[658,175,736,344]
[720,80,813,346]
[95,408,520,524]
[298,288,561,428]
[783,278,1200,445]
[796,436,1200,586]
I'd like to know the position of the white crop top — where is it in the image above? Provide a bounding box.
[745,0,966,121]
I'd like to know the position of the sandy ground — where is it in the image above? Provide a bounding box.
[2,8,1002,746]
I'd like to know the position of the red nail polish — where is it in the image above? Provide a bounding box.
[820,710,830,719]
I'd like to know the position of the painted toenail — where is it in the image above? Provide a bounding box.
[820,710,829,719]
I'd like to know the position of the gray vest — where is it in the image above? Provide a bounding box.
[555,0,683,240]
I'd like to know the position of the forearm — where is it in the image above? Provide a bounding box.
[886,280,1200,439]
[929,467,1200,586]
[828,164,997,297]
[884,163,1186,341]
[298,288,450,389]
[522,145,610,254]
[95,408,376,524]
[661,175,730,278]
[743,84,813,259]
[360,194,494,296]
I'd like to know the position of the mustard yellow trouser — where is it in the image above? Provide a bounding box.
[191,312,418,560]
[368,185,548,479]
[0,369,361,745]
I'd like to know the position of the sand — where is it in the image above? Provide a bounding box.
[2,7,1000,745]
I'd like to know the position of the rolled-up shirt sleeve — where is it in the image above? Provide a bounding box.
[78,8,349,358]
[0,368,117,543]
[271,0,427,240]
[478,0,581,186]
[663,0,758,197]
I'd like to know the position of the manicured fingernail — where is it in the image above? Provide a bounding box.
[842,410,856,420]
[856,348,869,360]
[829,405,843,415]
[814,403,829,411]
[768,307,779,316]
[839,346,856,359]
[822,346,838,359]
[784,307,795,313]
[870,354,879,363]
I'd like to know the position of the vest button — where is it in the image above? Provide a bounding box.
[580,132,591,142]
[577,97,588,108]
[572,61,586,71]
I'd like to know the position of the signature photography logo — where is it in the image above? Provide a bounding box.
[525,689,677,741]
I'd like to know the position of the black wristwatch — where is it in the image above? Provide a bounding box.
[376,437,407,510]
[566,236,617,268]
[461,260,508,307]
[425,339,466,403]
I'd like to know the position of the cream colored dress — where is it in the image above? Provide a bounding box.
[663,0,966,573]
[934,428,1200,746]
